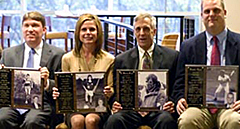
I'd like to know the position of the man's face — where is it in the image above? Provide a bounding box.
[146,77,154,90]
[33,97,38,103]
[134,18,156,51]
[22,19,46,47]
[26,75,30,79]
[227,94,234,103]
[201,0,226,35]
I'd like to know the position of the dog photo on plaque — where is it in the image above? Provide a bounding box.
[0,67,43,110]
[55,72,106,113]
[185,65,238,108]
[117,69,169,111]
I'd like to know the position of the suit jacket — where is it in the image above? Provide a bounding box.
[112,43,179,105]
[32,102,42,109]
[172,30,240,103]
[0,42,65,109]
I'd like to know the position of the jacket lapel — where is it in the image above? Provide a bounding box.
[130,48,139,69]
[15,44,25,67]
[225,30,238,65]
[40,43,52,67]
[152,44,162,69]
[195,32,206,64]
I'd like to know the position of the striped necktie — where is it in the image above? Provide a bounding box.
[142,52,152,69]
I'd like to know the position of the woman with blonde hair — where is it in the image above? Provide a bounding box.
[53,13,114,129]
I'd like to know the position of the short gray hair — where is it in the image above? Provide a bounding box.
[134,13,156,30]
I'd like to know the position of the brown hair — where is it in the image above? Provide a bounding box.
[201,0,225,12]
[73,13,103,57]
[22,11,46,27]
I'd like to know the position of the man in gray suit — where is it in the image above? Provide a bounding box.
[0,11,65,129]
[104,13,178,129]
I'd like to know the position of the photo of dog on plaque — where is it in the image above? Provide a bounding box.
[75,72,106,112]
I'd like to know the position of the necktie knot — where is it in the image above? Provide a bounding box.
[30,48,36,54]
[212,36,218,45]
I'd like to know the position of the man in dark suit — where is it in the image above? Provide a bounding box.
[172,0,240,129]
[0,11,65,129]
[104,13,178,129]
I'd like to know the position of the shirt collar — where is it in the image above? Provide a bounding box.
[24,40,43,55]
[206,28,228,46]
[138,42,155,59]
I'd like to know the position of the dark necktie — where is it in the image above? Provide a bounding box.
[210,36,220,114]
[142,52,152,69]
[27,48,35,68]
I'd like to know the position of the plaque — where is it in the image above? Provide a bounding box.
[0,68,13,107]
[117,70,137,110]
[117,69,169,111]
[185,65,205,107]
[185,65,238,108]
[0,67,44,110]
[55,72,107,113]
[55,73,75,113]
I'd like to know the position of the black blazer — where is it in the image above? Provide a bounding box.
[111,43,179,106]
[172,30,240,103]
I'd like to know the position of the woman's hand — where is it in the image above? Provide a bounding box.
[52,87,60,99]
[104,85,113,99]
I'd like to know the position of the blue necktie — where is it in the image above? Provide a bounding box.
[27,48,35,68]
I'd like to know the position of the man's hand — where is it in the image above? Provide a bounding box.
[232,100,240,113]
[104,86,113,99]
[39,67,49,87]
[112,101,122,114]
[52,87,60,100]
[163,101,175,113]
[177,98,188,115]
[0,64,4,69]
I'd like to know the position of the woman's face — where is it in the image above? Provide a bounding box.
[98,99,103,105]
[79,20,98,46]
